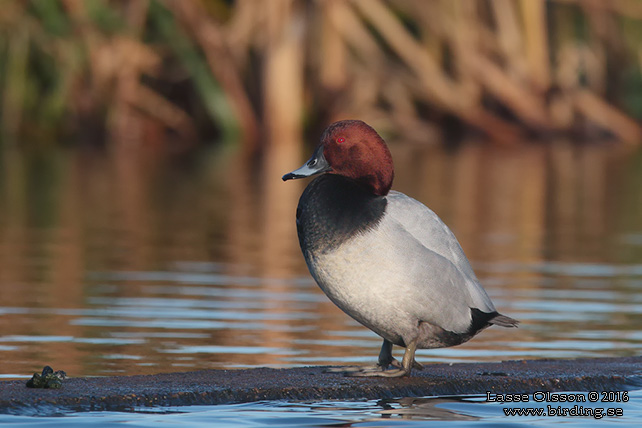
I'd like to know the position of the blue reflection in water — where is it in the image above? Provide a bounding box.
[1,390,641,427]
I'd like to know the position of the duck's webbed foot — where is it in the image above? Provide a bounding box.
[349,366,409,377]
[327,339,420,378]
[324,364,408,377]
[411,359,424,370]
[324,365,378,374]
[384,357,424,371]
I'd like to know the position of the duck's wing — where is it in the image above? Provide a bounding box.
[385,191,496,315]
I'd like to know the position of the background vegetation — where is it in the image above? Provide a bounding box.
[1,0,641,152]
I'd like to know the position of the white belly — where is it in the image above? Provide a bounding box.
[304,231,420,346]
[302,216,482,348]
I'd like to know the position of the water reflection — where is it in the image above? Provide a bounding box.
[5,391,641,425]
[1,141,642,377]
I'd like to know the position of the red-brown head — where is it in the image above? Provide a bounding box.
[282,120,394,196]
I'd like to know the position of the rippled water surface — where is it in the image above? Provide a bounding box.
[2,390,642,426]
[1,142,642,424]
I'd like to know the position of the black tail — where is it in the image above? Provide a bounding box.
[469,308,519,334]
[489,314,519,328]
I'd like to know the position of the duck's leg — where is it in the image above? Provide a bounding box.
[350,339,418,377]
[377,339,395,368]
[378,339,423,371]
[325,340,393,375]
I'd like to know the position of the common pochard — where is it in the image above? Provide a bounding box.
[283,120,518,377]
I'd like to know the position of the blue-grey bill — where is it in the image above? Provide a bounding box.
[282,146,331,181]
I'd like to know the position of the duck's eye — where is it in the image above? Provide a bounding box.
[308,158,318,167]
[337,137,346,143]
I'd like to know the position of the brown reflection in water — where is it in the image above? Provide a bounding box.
[0,149,84,376]
[549,142,628,263]
[0,149,27,300]
[259,141,304,278]
[221,150,260,276]
[212,141,305,368]
[112,145,155,274]
[478,143,547,301]
[0,141,641,376]
[258,143,304,366]
[50,153,83,303]
[451,143,484,255]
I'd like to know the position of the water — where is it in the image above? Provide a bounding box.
[2,390,642,426]
[1,142,642,424]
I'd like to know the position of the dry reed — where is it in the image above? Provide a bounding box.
[0,0,641,149]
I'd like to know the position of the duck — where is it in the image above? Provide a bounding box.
[282,120,518,377]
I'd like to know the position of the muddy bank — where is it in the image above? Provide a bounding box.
[2,356,641,415]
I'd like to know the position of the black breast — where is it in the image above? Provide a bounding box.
[296,175,387,254]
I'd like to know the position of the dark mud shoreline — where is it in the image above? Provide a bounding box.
[2,356,641,415]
